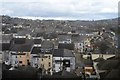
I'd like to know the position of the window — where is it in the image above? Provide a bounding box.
[59,67,61,70]
[15,61,18,64]
[66,62,69,64]
[49,62,51,67]
[20,56,21,58]
[27,60,30,65]
[42,58,43,61]
[27,60,29,63]
[48,56,50,59]
[48,71,51,74]
[53,64,55,68]
[27,53,29,56]
[16,56,17,58]
[63,60,70,67]
[19,61,22,63]
[55,60,62,64]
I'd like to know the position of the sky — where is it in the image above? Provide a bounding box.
[0,0,120,20]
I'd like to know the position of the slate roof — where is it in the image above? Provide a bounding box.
[36,33,44,37]
[53,49,74,57]
[31,47,41,54]
[53,49,64,57]
[41,40,53,49]
[58,35,71,41]
[31,32,44,37]
[1,34,12,43]
[1,35,12,51]
[101,31,114,40]
[40,40,54,54]
[43,32,57,39]
[58,43,74,50]
[10,44,32,52]
[10,39,33,52]
[33,39,42,44]
[34,28,44,33]
[105,69,119,79]
[16,30,31,36]
[97,60,119,70]
[63,49,74,57]
[13,38,26,44]
[71,35,85,43]
[1,43,11,51]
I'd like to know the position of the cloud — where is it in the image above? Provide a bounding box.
[100,8,118,13]
[0,8,14,15]
[0,0,119,20]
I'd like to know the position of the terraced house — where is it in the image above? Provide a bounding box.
[30,40,54,75]
[40,40,54,75]
[9,38,33,66]
[53,49,75,73]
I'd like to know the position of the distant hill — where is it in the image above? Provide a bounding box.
[1,15,118,33]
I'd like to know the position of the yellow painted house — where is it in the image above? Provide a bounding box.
[40,40,54,75]
[30,40,54,75]
[39,54,53,74]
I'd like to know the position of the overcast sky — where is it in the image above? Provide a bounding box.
[0,0,119,20]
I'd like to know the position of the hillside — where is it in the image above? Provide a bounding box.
[1,15,118,33]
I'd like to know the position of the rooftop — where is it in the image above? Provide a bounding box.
[41,40,53,49]
[43,32,57,39]
[31,47,41,54]
[33,39,42,44]
[58,43,74,50]
[16,29,32,36]
[1,34,12,43]
[10,39,33,52]
[53,49,74,57]
[58,34,71,41]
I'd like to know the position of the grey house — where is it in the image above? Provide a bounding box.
[53,49,75,73]
[30,46,41,68]
[30,40,54,75]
